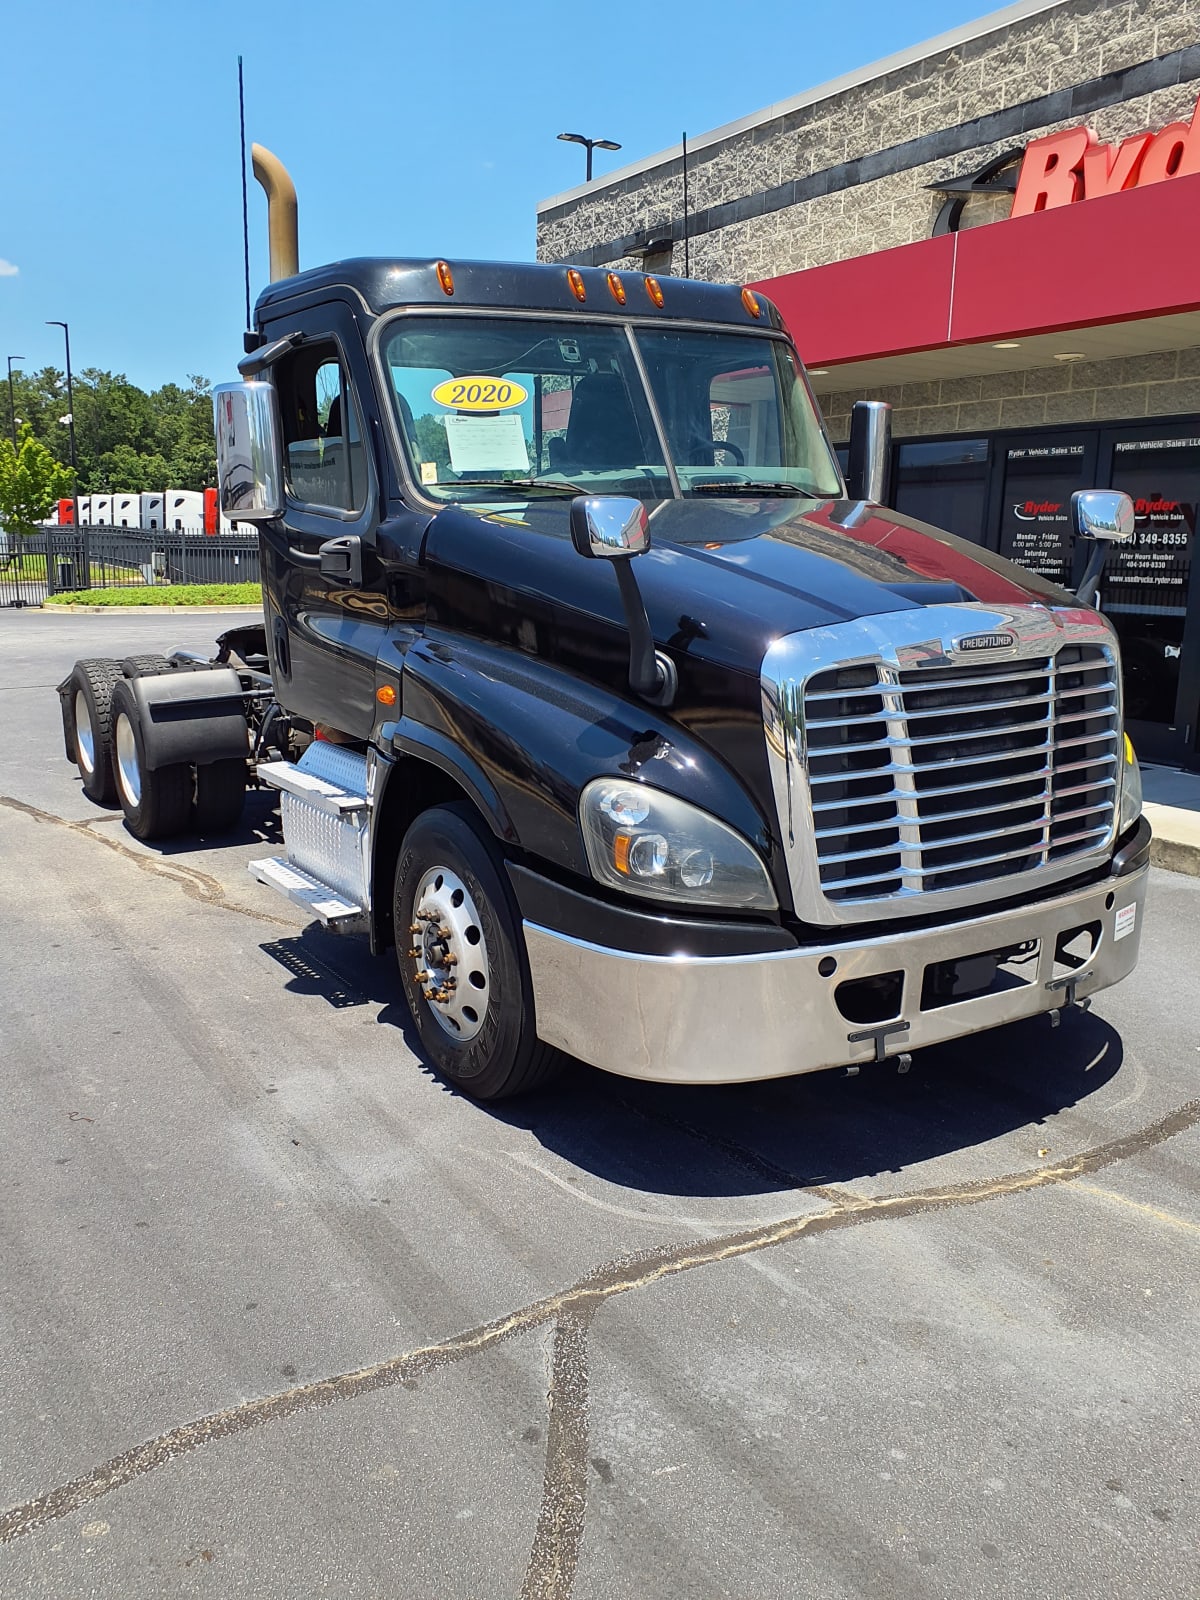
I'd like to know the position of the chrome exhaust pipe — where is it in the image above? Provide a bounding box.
[251,143,298,282]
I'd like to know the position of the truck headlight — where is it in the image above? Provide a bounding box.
[1119,733,1143,833]
[579,779,777,910]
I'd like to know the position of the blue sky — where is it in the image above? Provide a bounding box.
[2,0,985,391]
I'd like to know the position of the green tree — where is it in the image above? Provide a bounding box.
[0,423,74,542]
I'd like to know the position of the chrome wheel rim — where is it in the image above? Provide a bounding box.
[74,690,95,775]
[114,712,142,807]
[409,865,490,1041]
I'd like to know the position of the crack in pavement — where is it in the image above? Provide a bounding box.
[0,795,294,928]
[1,1097,1197,1593]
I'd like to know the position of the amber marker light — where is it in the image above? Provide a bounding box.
[613,834,633,875]
[741,287,762,318]
[567,268,587,302]
[376,684,398,707]
[605,272,627,305]
[435,260,455,296]
[645,275,665,308]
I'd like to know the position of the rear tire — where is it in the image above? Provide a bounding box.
[109,679,193,841]
[394,803,561,1100]
[68,658,123,804]
[121,653,174,678]
[193,759,246,834]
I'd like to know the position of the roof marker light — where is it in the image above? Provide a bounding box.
[741,287,762,318]
[645,275,665,308]
[435,260,455,296]
[606,272,626,305]
[567,268,587,302]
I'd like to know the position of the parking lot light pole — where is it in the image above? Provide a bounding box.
[6,357,22,450]
[46,321,83,585]
[557,132,622,183]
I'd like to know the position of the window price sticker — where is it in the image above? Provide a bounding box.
[1114,903,1137,942]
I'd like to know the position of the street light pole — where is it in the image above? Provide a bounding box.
[557,132,622,183]
[45,322,78,481]
[46,322,82,584]
[6,356,22,450]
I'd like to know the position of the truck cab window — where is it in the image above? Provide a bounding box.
[380,317,672,505]
[275,342,365,512]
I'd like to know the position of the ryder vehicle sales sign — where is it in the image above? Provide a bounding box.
[1010,96,1200,217]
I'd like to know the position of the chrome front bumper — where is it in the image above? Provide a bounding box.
[524,863,1148,1084]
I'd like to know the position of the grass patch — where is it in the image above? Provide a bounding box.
[46,583,263,608]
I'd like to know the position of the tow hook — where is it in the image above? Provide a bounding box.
[846,1019,913,1075]
[1045,971,1093,1026]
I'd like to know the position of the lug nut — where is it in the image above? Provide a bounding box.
[414,970,430,983]
[409,923,423,935]
[444,952,458,965]
[437,924,451,938]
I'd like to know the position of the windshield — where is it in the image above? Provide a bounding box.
[379,316,843,505]
[634,327,843,497]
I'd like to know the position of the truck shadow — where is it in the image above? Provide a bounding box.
[490,1009,1125,1198]
[261,916,1126,1199]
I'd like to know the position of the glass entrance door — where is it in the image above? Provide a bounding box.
[995,432,1096,588]
[1099,426,1200,765]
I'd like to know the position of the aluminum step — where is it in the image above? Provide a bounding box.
[248,856,366,929]
[256,758,368,818]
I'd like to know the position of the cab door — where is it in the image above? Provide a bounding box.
[260,304,383,738]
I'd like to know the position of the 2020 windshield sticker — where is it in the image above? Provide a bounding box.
[431,376,528,412]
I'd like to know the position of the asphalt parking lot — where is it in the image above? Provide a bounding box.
[1,609,1198,1599]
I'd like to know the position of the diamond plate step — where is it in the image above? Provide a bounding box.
[256,759,368,818]
[249,855,366,928]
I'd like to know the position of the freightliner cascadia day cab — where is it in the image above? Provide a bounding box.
[58,148,1151,1100]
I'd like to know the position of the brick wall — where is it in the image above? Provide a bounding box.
[819,348,1200,444]
[536,0,1200,283]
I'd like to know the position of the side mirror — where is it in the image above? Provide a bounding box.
[845,400,891,505]
[568,495,674,707]
[1071,490,1135,607]
[569,495,650,559]
[212,381,284,522]
[1071,489,1135,542]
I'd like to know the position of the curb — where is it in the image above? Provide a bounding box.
[1144,803,1200,879]
[40,605,263,615]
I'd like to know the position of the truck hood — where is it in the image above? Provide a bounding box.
[423,494,1069,680]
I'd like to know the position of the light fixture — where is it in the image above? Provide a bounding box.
[1054,351,1087,362]
[993,340,1021,349]
[809,368,830,376]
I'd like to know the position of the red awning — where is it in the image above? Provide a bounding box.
[753,170,1200,369]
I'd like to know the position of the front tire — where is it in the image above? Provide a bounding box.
[109,679,193,841]
[394,804,560,1100]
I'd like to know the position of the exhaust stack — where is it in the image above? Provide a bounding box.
[251,143,298,282]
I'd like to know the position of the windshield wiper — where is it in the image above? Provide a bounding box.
[688,480,810,497]
[444,477,587,496]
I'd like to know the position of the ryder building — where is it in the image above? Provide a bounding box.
[537,0,1200,768]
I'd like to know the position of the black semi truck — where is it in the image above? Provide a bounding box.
[58,147,1150,1100]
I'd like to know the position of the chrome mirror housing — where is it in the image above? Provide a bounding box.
[1071,489,1135,542]
[569,496,650,559]
[845,400,892,504]
[212,381,284,522]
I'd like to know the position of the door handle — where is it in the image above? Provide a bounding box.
[285,534,363,585]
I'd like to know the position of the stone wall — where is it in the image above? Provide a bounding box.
[536,0,1200,283]
[818,348,1200,444]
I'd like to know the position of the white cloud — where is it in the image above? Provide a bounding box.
[0,259,18,277]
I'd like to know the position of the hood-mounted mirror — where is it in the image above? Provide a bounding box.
[1071,489,1135,606]
[570,496,675,707]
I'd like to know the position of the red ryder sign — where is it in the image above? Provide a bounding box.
[1012,96,1200,216]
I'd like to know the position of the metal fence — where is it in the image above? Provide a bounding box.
[0,526,262,608]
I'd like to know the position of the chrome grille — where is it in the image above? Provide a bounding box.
[804,643,1119,904]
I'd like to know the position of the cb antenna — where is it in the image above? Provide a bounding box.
[238,55,251,329]
[681,131,690,278]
